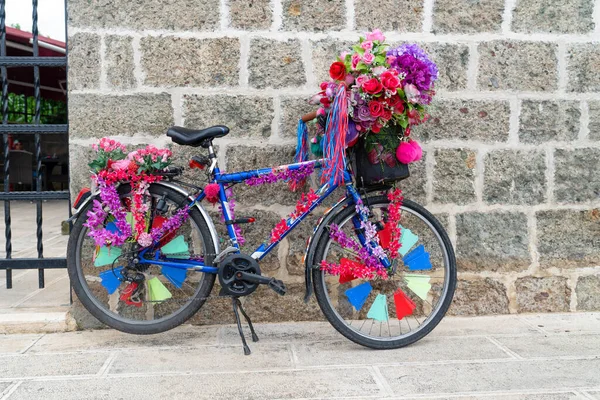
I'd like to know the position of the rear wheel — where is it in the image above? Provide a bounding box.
[312,196,456,349]
[67,183,217,334]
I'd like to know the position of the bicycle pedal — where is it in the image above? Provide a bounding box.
[268,279,286,296]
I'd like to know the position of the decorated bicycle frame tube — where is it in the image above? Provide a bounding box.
[137,158,392,273]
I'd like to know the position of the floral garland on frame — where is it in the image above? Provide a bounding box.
[320,188,403,280]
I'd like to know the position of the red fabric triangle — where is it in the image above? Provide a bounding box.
[377,222,394,250]
[394,288,416,320]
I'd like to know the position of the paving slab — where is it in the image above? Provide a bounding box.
[0,382,12,396]
[10,368,382,399]
[29,324,220,353]
[218,321,341,344]
[293,336,511,367]
[429,315,540,336]
[522,313,600,334]
[584,390,600,399]
[0,352,108,379]
[380,359,600,395]
[422,392,582,400]
[109,343,293,374]
[0,334,41,355]
[493,334,600,358]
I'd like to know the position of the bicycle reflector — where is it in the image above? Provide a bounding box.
[189,155,210,170]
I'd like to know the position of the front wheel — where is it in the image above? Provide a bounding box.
[312,196,456,349]
[67,183,217,334]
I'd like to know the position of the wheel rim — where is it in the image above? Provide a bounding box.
[74,188,209,326]
[318,202,452,342]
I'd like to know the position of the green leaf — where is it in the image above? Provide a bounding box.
[375,55,385,64]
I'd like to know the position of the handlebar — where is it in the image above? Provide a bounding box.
[301,111,318,123]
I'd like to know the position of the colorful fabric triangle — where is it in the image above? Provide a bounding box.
[161,235,189,257]
[403,245,432,271]
[344,282,372,311]
[399,226,419,256]
[161,265,187,289]
[394,289,416,320]
[99,267,123,295]
[338,258,361,284]
[405,274,431,300]
[94,246,122,267]
[105,222,119,234]
[147,277,172,302]
[367,294,389,321]
[126,212,135,230]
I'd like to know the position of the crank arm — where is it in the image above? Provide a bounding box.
[235,272,287,296]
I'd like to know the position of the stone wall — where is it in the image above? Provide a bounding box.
[67,0,600,323]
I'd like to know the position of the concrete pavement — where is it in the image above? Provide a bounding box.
[0,312,599,399]
[0,201,72,333]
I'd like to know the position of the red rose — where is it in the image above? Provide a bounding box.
[380,70,401,91]
[381,109,392,121]
[368,101,384,117]
[329,61,347,81]
[372,122,382,133]
[362,78,384,94]
[387,95,404,112]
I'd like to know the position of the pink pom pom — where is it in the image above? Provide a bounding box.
[409,140,422,162]
[396,141,417,164]
[204,183,221,204]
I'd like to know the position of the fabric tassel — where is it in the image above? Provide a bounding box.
[322,84,348,185]
[293,119,309,163]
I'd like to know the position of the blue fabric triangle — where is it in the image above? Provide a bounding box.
[99,267,124,295]
[344,282,372,311]
[403,245,432,271]
[105,222,120,234]
[161,265,187,289]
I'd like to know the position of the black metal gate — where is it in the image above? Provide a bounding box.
[0,0,69,289]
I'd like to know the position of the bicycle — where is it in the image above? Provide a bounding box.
[67,113,456,355]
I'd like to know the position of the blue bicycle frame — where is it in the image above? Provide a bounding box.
[137,158,391,273]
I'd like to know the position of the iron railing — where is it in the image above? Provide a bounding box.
[0,0,69,289]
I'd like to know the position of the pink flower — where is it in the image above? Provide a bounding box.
[362,52,375,65]
[361,41,373,51]
[386,55,396,65]
[366,29,385,42]
[404,83,421,103]
[344,74,355,85]
[137,232,152,247]
[356,74,369,86]
[111,159,131,171]
[351,53,361,69]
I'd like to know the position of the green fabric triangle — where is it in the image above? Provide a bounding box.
[147,277,172,302]
[399,226,419,256]
[367,294,389,321]
[161,235,189,255]
[405,274,431,300]
[94,246,122,267]
[126,212,135,229]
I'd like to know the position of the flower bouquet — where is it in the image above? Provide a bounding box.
[84,138,184,249]
[306,29,437,186]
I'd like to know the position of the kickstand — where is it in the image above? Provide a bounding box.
[232,297,252,355]
[236,298,259,343]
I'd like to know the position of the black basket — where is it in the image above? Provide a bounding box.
[348,128,410,189]
[317,115,409,189]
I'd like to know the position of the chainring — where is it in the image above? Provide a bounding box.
[218,253,262,297]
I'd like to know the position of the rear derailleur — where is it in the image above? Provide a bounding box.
[217,252,287,355]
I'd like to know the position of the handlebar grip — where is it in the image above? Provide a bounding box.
[301,111,318,123]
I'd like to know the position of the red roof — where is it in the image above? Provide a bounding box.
[6,26,65,57]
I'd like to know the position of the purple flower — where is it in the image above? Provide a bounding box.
[356,106,375,122]
[387,43,438,81]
